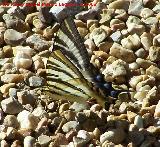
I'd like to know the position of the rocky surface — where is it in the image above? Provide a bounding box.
[0,0,160,146]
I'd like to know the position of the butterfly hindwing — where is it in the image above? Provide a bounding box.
[43,50,105,107]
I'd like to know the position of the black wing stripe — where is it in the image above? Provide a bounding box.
[47,78,88,96]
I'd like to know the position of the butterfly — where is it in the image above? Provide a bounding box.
[41,17,127,109]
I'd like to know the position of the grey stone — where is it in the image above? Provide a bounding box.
[75,112,87,123]
[134,115,144,128]
[17,90,36,106]
[100,128,126,144]
[128,0,144,16]
[32,106,49,119]
[3,115,19,128]
[49,0,83,21]
[153,4,160,13]
[110,31,122,42]
[1,98,23,114]
[4,29,25,46]
[2,14,28,32]
[62,121,80,133]
[26,34,50,51]
[28,76,45,87]
[128,131,144,146]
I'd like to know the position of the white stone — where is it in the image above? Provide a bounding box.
[17,110,39,130]
[13,51,32,69]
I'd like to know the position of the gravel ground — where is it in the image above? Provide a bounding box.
[0,0,160,146]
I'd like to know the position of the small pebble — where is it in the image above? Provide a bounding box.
[24,136,36,147]
[28,76,45,87]
[32,106,49,119]
[154,100,160,117]
[100,128,126,144]
[1,98,23,114]
[62,121,80,133]
[4,29,25,46]
[38,135,51,147]
[13,51,32,69]
[134,115,144,128]
[90,27,107,46]
[77,130,91,143]
[69,102,89,112]
[3,115,19,129]
[17,110,39,130]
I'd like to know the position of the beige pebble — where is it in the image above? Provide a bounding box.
[153,34,160,46]
[99,9,114,24]
[84,38,96,52]
[154,100,160,117]
[129,62,139,70]
[142,17,158,26]
[110,19,125,30]
[0,83,15,94]
[1,74,24,83]
[134,90,149,101]
[13,51,32,69]
[93,128,100,140]
[33,19,45,29]
[129,75,143,89]
[140,8,154,18]
[115,9,128,20]
[74,19,86,28]
[146,65,160,79]
[127,111,137,123]
[140,33,152,50]
[43,26,54,39]
[77,27,88,37]
[127,24,145,35]
[136,76,156,91]
[87,19,98,29]
[3,45,13,58]
[121,34,141,50]
[59,103,69,114]
[136,58,156,69]
[12,46,35,57]
[32,55,45,70]
[146,86,158,104]
[90,27,107,46]
[108,0,129,11]
[25,12,39,24]
[98,41,112,53]
[126,16,142,26]
[110,42,136,63]
[4,29,26,46]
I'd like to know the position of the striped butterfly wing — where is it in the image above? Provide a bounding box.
[53,17,98,81]
[43,50,105,107]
